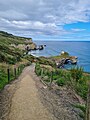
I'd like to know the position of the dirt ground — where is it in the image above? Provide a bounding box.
[0,64,84,120]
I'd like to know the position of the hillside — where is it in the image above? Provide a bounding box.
[0,31,36,64]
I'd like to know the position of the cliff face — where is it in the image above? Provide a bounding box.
[11,43,37,50]
[0,31,36,64]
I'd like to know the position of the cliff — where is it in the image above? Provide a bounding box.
[0,31,36,64]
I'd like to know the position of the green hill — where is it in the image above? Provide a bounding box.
[0,31,34,64]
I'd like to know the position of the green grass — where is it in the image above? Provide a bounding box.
[73,104,86,119]
[50,51,70,60]
[56,78,66,86]
[0,64,27,90]
[0,69,8,89]
[35,63,89,120]
[36,57,56,67]
[0,31,33,90]
[70,66,83,82]
[35,63,89,100]
[0,31,32,64]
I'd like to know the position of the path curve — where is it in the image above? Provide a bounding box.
[8,64,56,120]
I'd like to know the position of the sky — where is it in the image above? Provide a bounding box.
[0,0,90,41]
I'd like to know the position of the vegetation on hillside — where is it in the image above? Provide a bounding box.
[0,31,33,64]
[0,31,33,89]
[35,63,90,119]
[50,51,70,60]
[0,62,32,89]
[35,57,56,67]
[35,63,89,100]
[0,31,90,119]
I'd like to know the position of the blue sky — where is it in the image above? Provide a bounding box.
[0,0,90,41]
[64,22,90,31]
[33,22,90,41]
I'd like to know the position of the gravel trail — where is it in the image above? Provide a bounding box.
[7,64,56,120]
[0,64,84,120]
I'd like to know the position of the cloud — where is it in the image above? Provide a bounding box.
[71,28,86,32]
[0,18,65,35]
[0,0,90,38]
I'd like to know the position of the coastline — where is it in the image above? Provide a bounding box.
[32,41,90,73]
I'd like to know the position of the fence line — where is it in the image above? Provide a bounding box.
[7,68,10,83]
[7,64,25,83]
[0,63,31,90]
[35,64,90,119]
[36,66,54,87]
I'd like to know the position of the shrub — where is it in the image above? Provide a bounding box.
[70,67,83,82]
[75,83,88,100]
[0,69,7,89]
[35,63,42,76]
[36,69,42,76]
[56,78,66,86]
[53,75,59,80]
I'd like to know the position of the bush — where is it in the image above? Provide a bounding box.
[56,78,66,86]
[0,69,7,89]
[36,57,56,67]
[75,83,88,99]
[35,63,89,100]
[36,69,42,76]
[70,67,83,82]
[35,63,42,76]
[53,75,59,80]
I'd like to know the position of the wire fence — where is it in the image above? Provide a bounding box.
[35,63,57,88]
[0,63,31,90]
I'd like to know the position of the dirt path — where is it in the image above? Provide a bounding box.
[7,64,56,120]
[0,64,84,120]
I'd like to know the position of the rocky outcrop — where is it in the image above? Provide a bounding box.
[54,51,78,68]
[11,42,37,51]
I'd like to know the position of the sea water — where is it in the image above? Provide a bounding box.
[30,41,90,73]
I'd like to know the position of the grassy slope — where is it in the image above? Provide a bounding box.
[0,31,34,89]
[35,63,90,119]
[0,31,32,64]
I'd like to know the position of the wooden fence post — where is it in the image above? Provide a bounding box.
[41,68,43,78]
[18,67,19,75]
[7,68,10,83]
[14,67,17,79]
[85,81,90,120]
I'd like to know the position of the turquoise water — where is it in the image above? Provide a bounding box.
[31,41,90,72]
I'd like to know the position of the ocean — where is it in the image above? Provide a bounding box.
[30,41,90,73]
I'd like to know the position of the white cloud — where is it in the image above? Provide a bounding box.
[71,28,86,32]
[0,17,67,35]
[0,0,90,38]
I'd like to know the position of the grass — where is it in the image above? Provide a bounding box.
[73,104,86,119]
[0,31,34,90]
[56,78,66,86]
[35,63,90,119]
[70,66,83,82]
[35,63,89,100]
[36,57,56,67]
[50,51,70,60]
[0,63,31,90]
[0,31,33,64]
[0,69,7,89]
[73,104,86,113]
